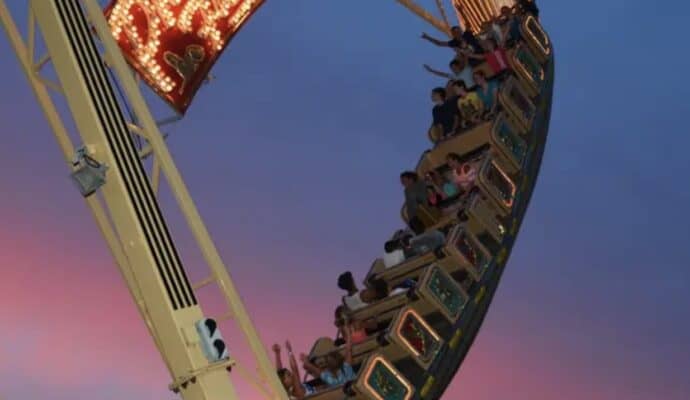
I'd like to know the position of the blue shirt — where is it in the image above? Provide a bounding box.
[443,182,459,197]
[302,383,315,395]
[476,80,499,110]
[320,362,356,387]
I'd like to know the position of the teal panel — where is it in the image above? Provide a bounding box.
[455,233,490,274]
[427,267,465,319]
[367,360,410,400]
[497,121,527,165]
[516,47,544,86]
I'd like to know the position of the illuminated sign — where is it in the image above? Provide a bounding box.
[104,0,266,114]
[452,0,503,32]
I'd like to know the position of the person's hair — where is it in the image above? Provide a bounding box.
[473,70,486,80]
[451,25,460,32]
[400,171,419,182]
[452,80,468,91]
[326,351,345,370]
[371,279,390,299]
[337,271,355,291]
[409,217,426,235]
[277,368,290,380]
[446,152,462,163]
[449,59,461,69]
[431,87,447,100]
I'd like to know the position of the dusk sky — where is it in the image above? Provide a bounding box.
[1,1,689,399]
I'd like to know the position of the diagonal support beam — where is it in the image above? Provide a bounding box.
[396,0,451,36]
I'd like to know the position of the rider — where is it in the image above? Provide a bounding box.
[272,341,315,399]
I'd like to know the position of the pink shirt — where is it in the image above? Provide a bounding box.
[453,164,477,190]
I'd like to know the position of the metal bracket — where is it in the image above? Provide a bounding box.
[168,358,236,393]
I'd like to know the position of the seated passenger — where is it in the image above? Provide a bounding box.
[426,185,444,207]
[446,152,478,191]
[400,171,428,235]
[338,271,388,312]
[429,87,458,139]
[478,21,498,42]
[408,229,446,256]
[273,342,315,399]
[423,57,475,88]
[496,6,521,46]
[334,306,371,346]
[518,0,539,17]
[389,279,417,296]
[466,38,511,76]
[427,170,460,200]
[452,81,484,127]
[473,71,500,117]
[421,25,482,55]
[301,329,356,388]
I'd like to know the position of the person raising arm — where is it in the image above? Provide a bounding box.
[300,328,356,388]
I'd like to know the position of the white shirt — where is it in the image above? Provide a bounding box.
[383,249,406,268]
[343,293,367,311]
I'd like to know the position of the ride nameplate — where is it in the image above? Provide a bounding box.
[104,0,266,114]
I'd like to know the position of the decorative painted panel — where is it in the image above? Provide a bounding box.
[427,267,466,319]
[365,358,412,400]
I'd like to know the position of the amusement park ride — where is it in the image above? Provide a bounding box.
[0,0,553,399]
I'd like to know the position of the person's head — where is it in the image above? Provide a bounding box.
[337,271,357,294]
[325,351,345,372]
[449,58,465,73]
[400,171,419,188]
[450,25,462,39]
[462,162,473,174]
[500,6,512,17]
[431,87,446,105]
[334,305,346,327]
[428,170,445,185]
[277,368,293,390]
[473,70,487,85]
[483,38,498,51]
[361,279,389,302]
[452,80,468,96]
[446,152,462,169]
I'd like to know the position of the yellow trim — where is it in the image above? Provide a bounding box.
[395,309,443,360]
[449,328,463,349]
[420,376,436,398]
[474,286,486,304]
[496,248,507,265]
[362,356,415,400]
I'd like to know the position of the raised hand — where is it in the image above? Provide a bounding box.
[272,343,281,353]
[285,341,293,353]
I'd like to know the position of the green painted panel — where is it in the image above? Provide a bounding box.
[455,233,490,275]
[497,121,527,165]
[367,360,410,400]
[427,267,465,319]
[516,47,543,86]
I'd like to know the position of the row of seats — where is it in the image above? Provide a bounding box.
[274,8,550,400]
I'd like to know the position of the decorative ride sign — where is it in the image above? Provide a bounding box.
[104,0,265,114]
